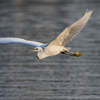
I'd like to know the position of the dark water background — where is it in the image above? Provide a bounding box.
[0,0,100,100]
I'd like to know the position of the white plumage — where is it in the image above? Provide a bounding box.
[0,10,93,59]
[0,37,47,47]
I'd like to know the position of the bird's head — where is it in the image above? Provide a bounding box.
[33,47,43,52]
[33,47,47,60]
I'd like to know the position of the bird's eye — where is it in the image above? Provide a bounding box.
[33,48,39,52]
[35,48,38,50]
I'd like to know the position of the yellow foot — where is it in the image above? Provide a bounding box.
[72,51,83,57]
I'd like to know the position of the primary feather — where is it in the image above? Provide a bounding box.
[48,10,93,46]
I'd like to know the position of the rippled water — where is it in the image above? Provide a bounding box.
[0,0,100,100]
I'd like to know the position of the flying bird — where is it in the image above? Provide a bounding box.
[0,10,93,59]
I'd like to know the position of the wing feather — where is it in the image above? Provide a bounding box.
[0,37,47,47]
[48,10,93,46]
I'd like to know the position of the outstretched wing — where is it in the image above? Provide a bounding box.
[0,37,48,48]
[48,10,93,46]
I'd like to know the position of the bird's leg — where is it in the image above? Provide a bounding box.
[62,50,83,57]
[34,55,39,63]
[68,51,83,57]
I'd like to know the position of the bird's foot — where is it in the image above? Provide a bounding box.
[71,51,83,57]
[62,50,83,57]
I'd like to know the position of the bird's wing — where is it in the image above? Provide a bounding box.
[0,37,48,48]
[48,10,93,46]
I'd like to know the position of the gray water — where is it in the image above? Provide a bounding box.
[0,0,100,100]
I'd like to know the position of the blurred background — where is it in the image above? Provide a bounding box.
[0,0,100,100]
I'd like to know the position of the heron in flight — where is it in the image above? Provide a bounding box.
[0,10,93,59]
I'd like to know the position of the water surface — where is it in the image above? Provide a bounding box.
[0,0,100,100]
